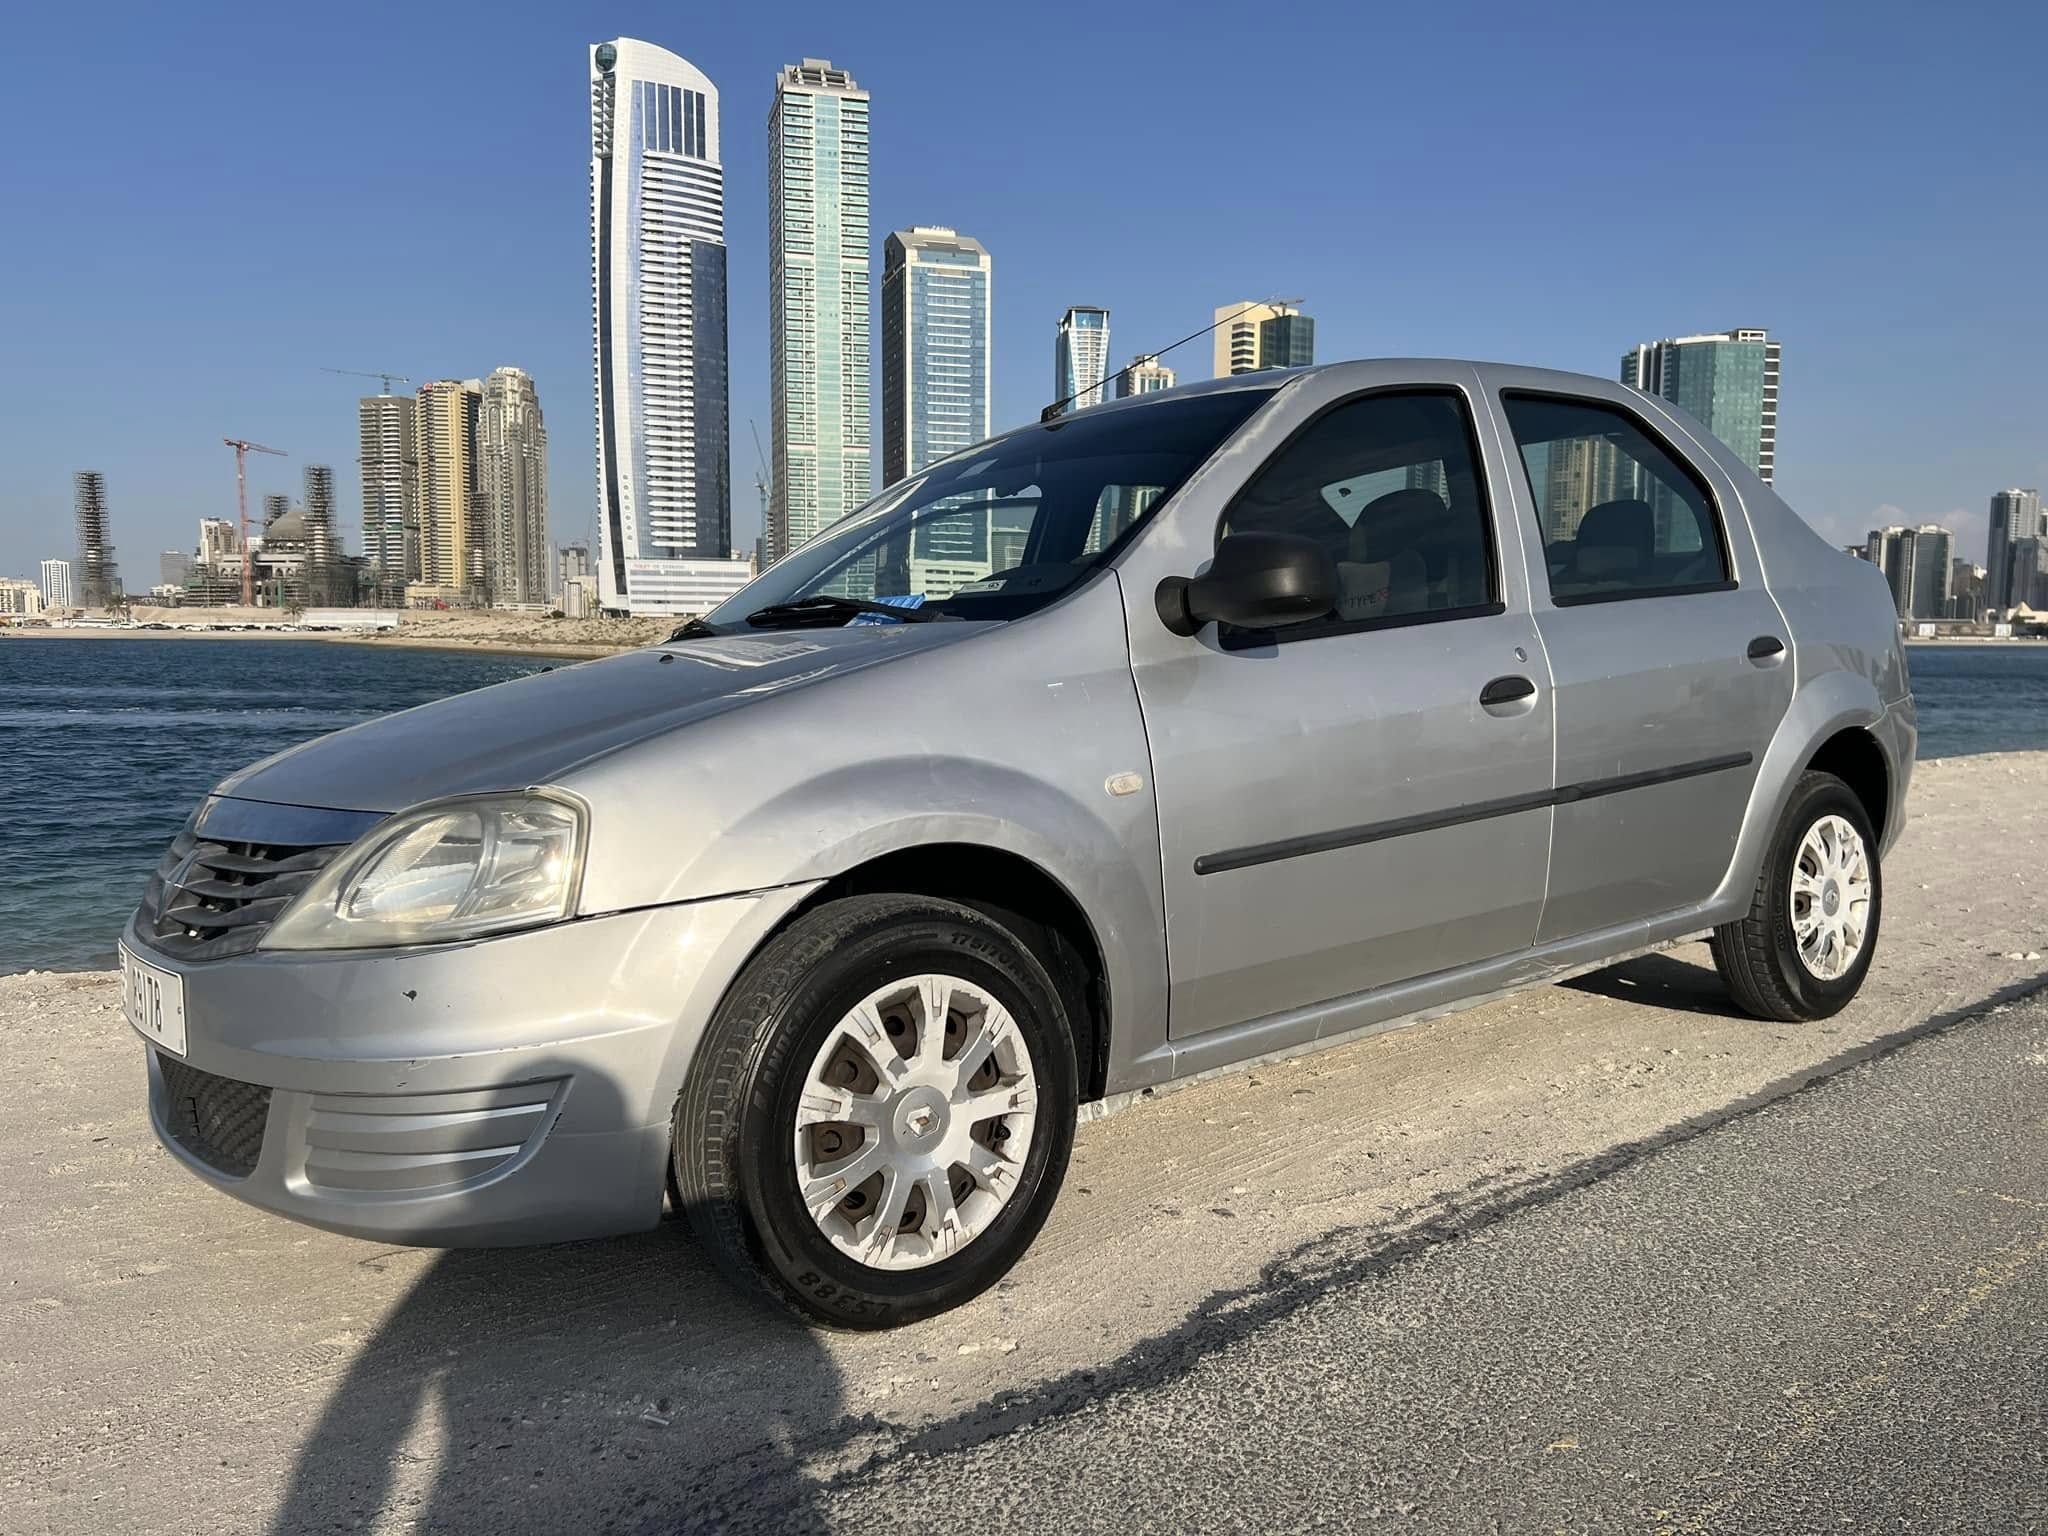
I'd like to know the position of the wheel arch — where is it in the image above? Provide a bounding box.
[789,843,1115,1104]
[1804,725,1891,844]
[1715,668,1897,917]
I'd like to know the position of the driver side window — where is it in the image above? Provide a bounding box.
[1220,390,1497,634]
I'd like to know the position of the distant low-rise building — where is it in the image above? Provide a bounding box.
[0,577,46,616]
[1949,559,1985,621]
[560,573,597,619]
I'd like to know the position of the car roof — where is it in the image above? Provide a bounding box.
[1060,357,1639,423]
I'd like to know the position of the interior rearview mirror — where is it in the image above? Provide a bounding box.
[1154,532,1338,637]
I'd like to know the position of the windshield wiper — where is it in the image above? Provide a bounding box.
[665,616,723,641]
[744,595,943,629]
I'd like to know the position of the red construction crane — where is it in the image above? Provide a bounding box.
[222,438,287,607]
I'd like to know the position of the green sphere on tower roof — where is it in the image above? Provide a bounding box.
[595,43,617,73]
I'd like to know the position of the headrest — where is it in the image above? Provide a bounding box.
[1575,499,1655,553]
[1351,488,1448,563]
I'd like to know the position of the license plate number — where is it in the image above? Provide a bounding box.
[119,944,187,1056]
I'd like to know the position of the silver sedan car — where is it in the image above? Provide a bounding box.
[120,360,1914,1326]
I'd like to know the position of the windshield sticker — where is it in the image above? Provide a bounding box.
[847,593,930,626]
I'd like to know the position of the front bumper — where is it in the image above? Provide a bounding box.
[126,884,819,1246]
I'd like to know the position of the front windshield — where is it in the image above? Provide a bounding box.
[704,388,1276,629]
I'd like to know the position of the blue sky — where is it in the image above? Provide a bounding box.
[1,0,2042,582]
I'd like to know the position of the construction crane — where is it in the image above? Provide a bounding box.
[322,366,411,395]
[749,420,771,541]
[222,438,287,607]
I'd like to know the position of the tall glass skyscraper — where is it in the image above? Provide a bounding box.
[1621,329,1780,483]
[881,226,991,488]
[1987,488,2043,613]
[767,59,871,567]
[589,38,737,615]
[1053,306,1111,412]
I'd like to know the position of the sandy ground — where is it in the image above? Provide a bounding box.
[2,610,673,659]
[4,751,2045,1533]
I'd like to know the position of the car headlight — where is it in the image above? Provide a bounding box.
[260,793,587,951]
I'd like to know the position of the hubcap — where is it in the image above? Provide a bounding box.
[792,973,1039,1271]
[1790,814,1872,981]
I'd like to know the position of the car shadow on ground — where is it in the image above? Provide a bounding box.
[267,1058,851,1535]
[269,1222,847,1534]
[1560,949,1747,1018]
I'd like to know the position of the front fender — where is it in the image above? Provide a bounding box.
[678,756,1168,1092]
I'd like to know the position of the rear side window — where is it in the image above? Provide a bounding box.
[1220,390,1497,636]
[1500,393,1731,605]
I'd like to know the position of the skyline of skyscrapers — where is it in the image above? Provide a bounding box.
[1622,329,1781,483]
[881,225,991,488]
[18,38,2025,631]
[1053,305,1111,412]
[590,37,739,616]
[767,59,872,568]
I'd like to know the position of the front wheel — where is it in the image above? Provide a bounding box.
[674,894,1078,1328]
[1713,770,1882,1021]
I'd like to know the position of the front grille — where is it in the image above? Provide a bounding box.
[140,828,344,960]
[157,1053,271,1178]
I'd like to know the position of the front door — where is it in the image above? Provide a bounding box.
[1122,373,1557,1040]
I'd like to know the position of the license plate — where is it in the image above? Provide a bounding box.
[119,943,188,1057]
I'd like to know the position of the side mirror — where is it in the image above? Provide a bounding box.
[1154,532,1338,637]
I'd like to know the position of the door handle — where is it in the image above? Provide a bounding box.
[1479,675,1537,708]
[1747,635,1786,663]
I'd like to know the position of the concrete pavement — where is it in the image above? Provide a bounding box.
[793,992,2048,1533]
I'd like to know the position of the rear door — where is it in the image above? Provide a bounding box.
[1120,365,1557,1040]
[1482,379,1795,942]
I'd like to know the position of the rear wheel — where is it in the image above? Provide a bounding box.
[1713,770,1881,1021]
[674,894,1077,1328]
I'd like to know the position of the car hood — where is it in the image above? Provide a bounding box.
[213,624,987,815]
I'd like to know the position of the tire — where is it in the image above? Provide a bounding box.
[674,894,1078,1328]
[1712,770,1882,1022]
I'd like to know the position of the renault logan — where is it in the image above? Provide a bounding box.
[121,360,1914,1326]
